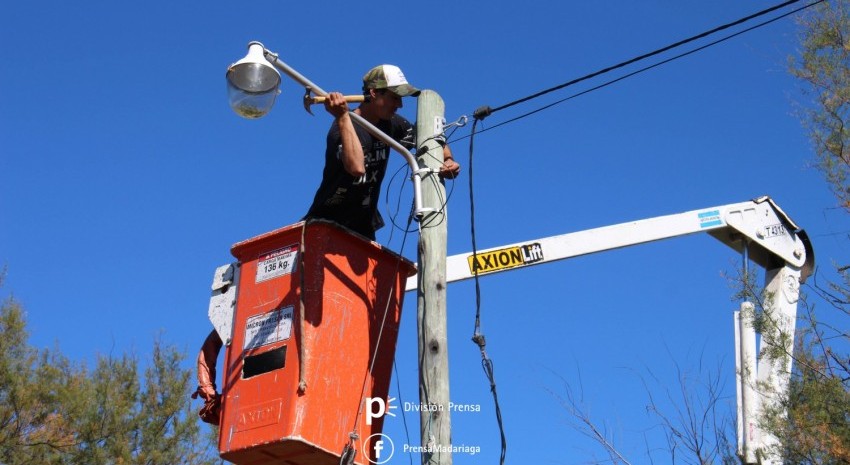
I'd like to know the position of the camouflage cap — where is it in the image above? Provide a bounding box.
[362,64,420,97]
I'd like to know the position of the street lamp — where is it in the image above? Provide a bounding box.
[226,42,280,119]
[226,41,431,218]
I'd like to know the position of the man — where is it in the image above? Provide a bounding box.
[304,64,460,240]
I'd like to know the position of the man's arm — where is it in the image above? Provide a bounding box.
[324,92,365,177]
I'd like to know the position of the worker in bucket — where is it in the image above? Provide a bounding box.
[304,64,461,240]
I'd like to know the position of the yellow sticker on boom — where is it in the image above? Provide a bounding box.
[467,243,544,275]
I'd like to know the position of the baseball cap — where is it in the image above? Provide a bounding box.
[362,64,420,97]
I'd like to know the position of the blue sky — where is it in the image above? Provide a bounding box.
[2,1,846,463]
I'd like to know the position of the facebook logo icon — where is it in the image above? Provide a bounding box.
[364,433,394,464]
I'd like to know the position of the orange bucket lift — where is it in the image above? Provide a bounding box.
[194,220,415,465]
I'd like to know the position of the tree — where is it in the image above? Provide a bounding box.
[775,0,850,462]
[781,310,850,464]
[0,275,221,465]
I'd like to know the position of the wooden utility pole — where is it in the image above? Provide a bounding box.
[415,90,452,465]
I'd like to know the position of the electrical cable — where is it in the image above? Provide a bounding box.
[425,146,459,213]
[384,145,457,238]
[392,359,415,465]
[473,0,808,121]
[298,222,308,394]
[385,163,418,240]
[416,136,460,230]
[467,118,507,465]
[418,174,453,231]
[451,0,823,143]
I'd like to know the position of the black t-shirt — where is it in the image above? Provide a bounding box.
[305,114,412,240]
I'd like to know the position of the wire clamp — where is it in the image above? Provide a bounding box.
[471,332,486,350]
[473,106,493,121]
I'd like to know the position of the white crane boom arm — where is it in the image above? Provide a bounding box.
[405,196,812,292]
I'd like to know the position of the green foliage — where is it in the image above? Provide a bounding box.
[782,331,850,464]
[781,1,850,463]
[790,0,850,209]
[0,288,221,465]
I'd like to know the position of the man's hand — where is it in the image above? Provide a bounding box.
[439,158,461,179]
[323,92,350,118]
[439,144,461,179]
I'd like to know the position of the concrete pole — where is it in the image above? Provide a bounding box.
[415,90,452,465]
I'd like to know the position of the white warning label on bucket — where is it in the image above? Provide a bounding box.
[255,244,299,283]
[244,306,293,350]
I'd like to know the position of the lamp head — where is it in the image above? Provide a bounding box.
[226,42,281,118]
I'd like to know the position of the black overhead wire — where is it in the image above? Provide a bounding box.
[472,0,810,122]
[455,0,823,140]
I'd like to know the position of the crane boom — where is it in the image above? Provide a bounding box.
[405,195,812,292]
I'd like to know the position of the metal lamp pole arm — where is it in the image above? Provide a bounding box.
[260,45,430,219]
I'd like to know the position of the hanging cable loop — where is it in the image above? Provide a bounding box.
[466,117,507,465]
